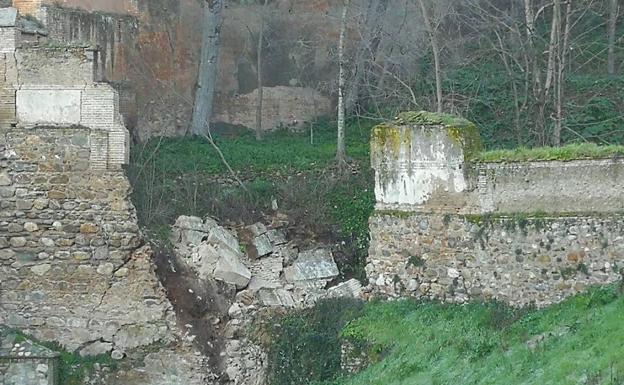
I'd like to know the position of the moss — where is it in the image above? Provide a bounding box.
[391,111,483,162]
[373,210,417,219]
[371,123,405,158]
[395,111,473,127]
[476,143,624,163]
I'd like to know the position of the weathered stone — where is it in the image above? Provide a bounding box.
[228,303,242,319]
[207,226,241,255]
[0,171,11,186]
[9,237,26,247]
[193,242,220,279]
[284,248,339,283]
[266,229,287,245]
[80,223,98,234]
[257,288,297,308]
[247,222,267,237]
[31,264,51,276]
[23,222,38,232]
[97,263,115,276]
[252,234,273,258]
[79,341,113,357]
[326,279,363,298]
[214,248,252,289]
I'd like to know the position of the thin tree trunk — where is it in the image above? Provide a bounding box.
[346,0,388,113]
[191,0,225,136]
[544,0,560,99]
[255,0,268,140]
[607,0,618,75]
[554,0,572,146]
[337,0,351,165]
[418,0,442,113]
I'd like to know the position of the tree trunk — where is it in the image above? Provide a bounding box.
[337,0,351,164]
[255,0,269,140]
[418,0,442,113]
[554,0,572,146]
[607,0,618,75]
[190,0,225,136]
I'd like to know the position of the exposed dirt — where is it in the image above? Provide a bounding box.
[152,245,236,380]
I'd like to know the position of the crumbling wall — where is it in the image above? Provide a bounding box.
[367,115,624,307]
[0,20,212,384]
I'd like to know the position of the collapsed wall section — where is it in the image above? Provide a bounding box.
[368,113,624,307]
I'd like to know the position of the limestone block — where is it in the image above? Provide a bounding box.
[257,288,297,308]
[284,249,339,283]
[214,247,252,289]
[326,279,363,298]
[193,242,220,280]
[16,89,82,125]
[207,226,241,255]
[252,234,273,258]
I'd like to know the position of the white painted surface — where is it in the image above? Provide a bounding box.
[372,126,467,209]
[16,89,81,125]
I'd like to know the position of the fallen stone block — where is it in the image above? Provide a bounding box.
[266,229,287,245]
[252,234,273,258]
[257,288,297,308]
[193,243,221,280]
[207,226,241,255]
[214,248,252,289]
[284,248,339,283]
[326,279,363,298]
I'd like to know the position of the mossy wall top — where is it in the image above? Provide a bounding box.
[370,111,624,215]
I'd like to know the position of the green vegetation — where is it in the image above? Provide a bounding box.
[266,298,365,385]
[267,284,624,385]
[5,329,116,385]
[476,143,624,163]
[128,118,376,279]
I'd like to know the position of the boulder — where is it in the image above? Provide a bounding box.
[207,226,241,255]
[284,248,339,283]
[193,243,221,280]
[214,247,252,289]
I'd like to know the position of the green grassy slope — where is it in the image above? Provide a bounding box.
[326,285,624,385]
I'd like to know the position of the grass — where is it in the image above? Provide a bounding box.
[128,118,377,279]
[311,284,624,385]
[476,143,624,163]
[131,118,373,177]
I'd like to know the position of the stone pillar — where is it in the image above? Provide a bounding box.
[370,111,481,212]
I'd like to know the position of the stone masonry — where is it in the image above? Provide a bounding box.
[0,7,211,384]
[367,112,624,307]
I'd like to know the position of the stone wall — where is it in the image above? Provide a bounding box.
[0,127,211,383]
[0,14,213,383]
[367,116,624,307]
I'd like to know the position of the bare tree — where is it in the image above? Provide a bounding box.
[607,0,619,75]
[337,0,351,165]
[191,0,225,136]
[346,0,389,113]
[255,0,269,140]
[554,0,573,146]
[418,0,443,113]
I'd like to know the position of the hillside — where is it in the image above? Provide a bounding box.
[265,284,624,385]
